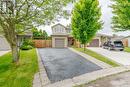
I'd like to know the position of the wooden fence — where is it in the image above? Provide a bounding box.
[33,40,52,48]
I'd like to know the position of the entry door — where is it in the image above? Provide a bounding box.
[55,38,65,48]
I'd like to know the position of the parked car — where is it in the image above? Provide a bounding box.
[102,41,124,51]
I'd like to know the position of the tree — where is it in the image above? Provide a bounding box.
[0,0,73,63]
[111,0,130,31]
[32,28,48,39]
[72,0,102,51]
[42,30,48,39]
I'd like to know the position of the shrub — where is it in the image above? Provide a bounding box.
[20,45,33,50]
[20,39,34,50]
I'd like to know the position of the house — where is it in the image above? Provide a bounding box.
[122,36,130,47]
[51,23,114,48]
[88,33,112,47]
[51,23,74,48]
[0,35,10,50]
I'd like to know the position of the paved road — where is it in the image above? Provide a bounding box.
[86,71,130,87]
[38,48,102,83]
[87,47,130,66]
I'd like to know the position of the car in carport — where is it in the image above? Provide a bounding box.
[102,40,124,51]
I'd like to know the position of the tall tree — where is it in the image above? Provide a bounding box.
[111,0,130,31]
[0,0,72,63]
[72,0,102,51]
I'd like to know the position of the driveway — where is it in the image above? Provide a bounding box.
[87,47,130,66]
[38,48,102,83]
[0,51,10,56]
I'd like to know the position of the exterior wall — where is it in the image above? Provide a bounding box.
[52,36,68,48]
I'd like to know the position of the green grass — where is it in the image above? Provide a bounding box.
[0,49,38,87]
[73,47,119,67]
[124,47,130,53]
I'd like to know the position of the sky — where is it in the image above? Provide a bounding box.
[38,0,130,36]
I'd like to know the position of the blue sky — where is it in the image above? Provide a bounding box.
[38,0,130,36]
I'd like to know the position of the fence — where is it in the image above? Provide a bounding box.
[33,40,52,48]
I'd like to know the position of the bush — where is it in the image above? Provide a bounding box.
[20,45,33,50]
[20,39,34,50]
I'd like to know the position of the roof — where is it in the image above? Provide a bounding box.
[51,23,67,29]
[96,33,113,37]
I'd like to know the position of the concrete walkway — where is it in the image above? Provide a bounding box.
[0,51,10,56]
[87,47,130,66]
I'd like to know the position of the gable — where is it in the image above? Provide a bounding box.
[52,24,66,34]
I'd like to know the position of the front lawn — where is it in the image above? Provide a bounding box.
[0,49,38,87]
[124,47,130,53]
[73,47,119,67]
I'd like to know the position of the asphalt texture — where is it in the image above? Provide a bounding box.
[38,48,102,83]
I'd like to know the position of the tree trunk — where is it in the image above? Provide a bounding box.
[84,44,86,51]
[11,45,19,63]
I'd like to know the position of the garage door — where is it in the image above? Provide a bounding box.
[89,39,99,47]
[55,38,65,48]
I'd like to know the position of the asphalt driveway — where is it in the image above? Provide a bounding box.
[38,48,102,83]
[87,47,130,66]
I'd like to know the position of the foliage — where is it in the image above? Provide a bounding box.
[20,39,34,50]
[32,27,48,39]
[0,0,73,62]
[111,0,130,31]
[73,47,119,67]
[72,0,102,48]
[0,49,38,87]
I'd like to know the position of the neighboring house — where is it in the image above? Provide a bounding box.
[122,36,130,47]
[0,35,10,50]
[88,33,112,47]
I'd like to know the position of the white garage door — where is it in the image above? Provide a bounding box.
[55,38,65,48]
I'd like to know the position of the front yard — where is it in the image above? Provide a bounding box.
[0,49,38,87]
[124,47,130,53]
[73,47,119,67]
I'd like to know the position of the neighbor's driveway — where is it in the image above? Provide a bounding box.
[87,47,130,66]
[38,48,102,83]
[0,51,10,56]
